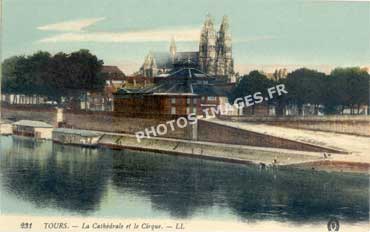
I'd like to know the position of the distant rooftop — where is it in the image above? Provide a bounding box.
[101,65,126,79]
[102,65,124,74]
[13,120,53,128]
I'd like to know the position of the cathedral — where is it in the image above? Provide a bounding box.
[140,15,234,81]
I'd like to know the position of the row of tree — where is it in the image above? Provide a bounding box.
[230,67,370,115]
[2,50,369,115]
[1,50,105,104]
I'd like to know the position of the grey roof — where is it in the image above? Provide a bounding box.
[166,67,208,78]
[150,51,199,69]
[115,81,229,97]
[116,88,133,94]
[115,66,230,97]
[53,128,102,137]
[152,52,173,69]
[101,66,125,75]
[13,120,53,128]
[174,51,199,64]
[149,83,228,96]
[115,66,231,97]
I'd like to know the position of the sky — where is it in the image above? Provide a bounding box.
[2,0,370,75]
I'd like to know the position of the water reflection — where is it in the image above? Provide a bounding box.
[110,151,369,222]
[0,136,112,214]
[0,136,368,222]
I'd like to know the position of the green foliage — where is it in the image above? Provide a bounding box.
[1,56,25,94]
[1,50,104,104]
[284,68,327,114]
[229,70,273,103]
[328,67,369,113]
[229,67,370,115]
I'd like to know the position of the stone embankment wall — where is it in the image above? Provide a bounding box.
[197,119,342,153]
[1,105,58,125]
[97,134,321,166]
[218,115,370,137]
[1,105,193,139]
[63,110,192,139]
[0,105,352,153]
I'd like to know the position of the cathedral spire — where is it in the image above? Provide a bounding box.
[199,14,216,75]
[204,13,213,26]
[220,15,230,34]
[169,37,176,62]
[218,15,232,56]
[216,15,234,78]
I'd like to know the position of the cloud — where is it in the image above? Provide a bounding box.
[38,27,200,43]
[37,18,274,44]
[38,28,274,44]
[37,17,105,32]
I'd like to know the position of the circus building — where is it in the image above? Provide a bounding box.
[113,61,235,116]
[140,15,235,82]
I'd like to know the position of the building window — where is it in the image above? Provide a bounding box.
[186,107,190,114]
[193,98,197,104]
[201,96,205,101]
[187,98,191,104]
[208,96,216,101]
[171,107,176,115]
[193,107,197,114]
[171,97,176,104]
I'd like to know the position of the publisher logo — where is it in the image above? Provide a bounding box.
[327,218,340,232]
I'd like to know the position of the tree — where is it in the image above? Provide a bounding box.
[273,78,288,116]
[285,68,326,115]
[328,67,369,114]
[229,71,274,114]
[45,52,70,104]
[68,49,104,92]
[1,56,25,94]
[1,49,105,105]
[228,67,369,116]
[27,51,52,98]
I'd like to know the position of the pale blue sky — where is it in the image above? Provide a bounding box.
[2,0,370,74]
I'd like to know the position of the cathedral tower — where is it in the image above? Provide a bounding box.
[216,15,234,77]
[169,37,176,62]
[199,14,217,75]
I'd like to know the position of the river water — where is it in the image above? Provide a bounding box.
[0,135,368,225]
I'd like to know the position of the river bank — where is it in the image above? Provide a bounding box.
[99,133,322,165]
[97,132,370,174]
[1,120,369,174]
